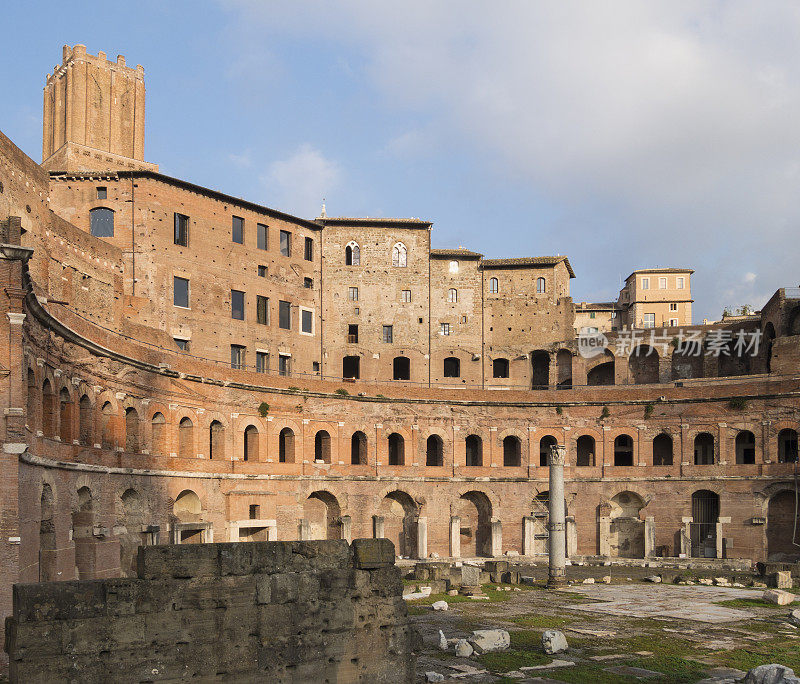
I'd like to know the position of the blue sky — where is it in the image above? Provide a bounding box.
[4,1,800,322]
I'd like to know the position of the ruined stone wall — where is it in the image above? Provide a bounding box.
[5,538,416,683]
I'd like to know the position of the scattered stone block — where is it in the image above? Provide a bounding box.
[591,654,627,661]
[699,578,713,585]
[602,575,612,584]
[520,576,535,585]
[605,665,664,678]
[438,630,448,651]
[432,600,448,611]
[753,581,768,588]
[447,589,459,596]
[455,639,474,657]
[763,590,797,606]
[644,575,662,583]
[469,629,510,653]
[520,659,574,671]
[425,672,445,682]
[542,629,568,654]
[790,609,800,626]
[461,564,481,587]
[772,572,794,589]
[714,577,730,586]
[583,578,595,584]
[351,538,395,569]
[741,663,800,684]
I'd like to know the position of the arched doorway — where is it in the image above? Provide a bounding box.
[614,434,634,466]
[388,433,405,465]
[531,351,550,389]
[351,431,367,464]
[279,427,295,463]
[314,429,331,463]
[457,491,492,557]
[466,434,483,466]
[767,491,800,561]
[576,435,595,466]
[124,407,139,452]
[735,430,756,464]
[779,429,799,463]
[653,433,673,466]
[503,435,521,466]
[343,355,360,380]
[694,433,714,465]
[209,420,225,460]
[72,486,95,579]
[671,345,704,380]
[393,356,410,381]
[426,434,443,466]
[556,349,572,388]
[608,491,645,558]
[304,491,341,540]
[378,491,419,559]
[629,345,659,384]
[539,435,557,466]
[587,350,615,386]
[691,490,720,558]
[244,425,259,462]
[117,488,144,577]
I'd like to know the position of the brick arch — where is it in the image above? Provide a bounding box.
[754,480,796,508]
[453,485,499,514]
[374,485,426,511]
[419,430,448,467]
[495,426,527,446]
[94,390,120,415]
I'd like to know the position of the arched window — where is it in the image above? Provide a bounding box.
[391,242,407,267]
[90,207,115,237]
[576,435,595,466]
[178,417,194,459]
[536,277,546,293]
[27,369,38,431]
[79,395,92,446]
[393,356,410,380]
[466,434,483,466]
[503,435,521,466]
[42,380,56,438]
[443,356,460,378]
[151,412,166,455]
[778,429,798,463]
[345,241,360,266]
[492,358,509,378]
[244,425,259,462]
[388,433,405,465]
[613,434,634,466]
[735,430,756,464]
[209,420,225,460]
[489,277,498,294]
[279,427,295,463]
[314,430,331,463]
[426,434,443,466]
[540,435,557,466]
[694,432,714,465]
[59,388,72,443]
[351,431,367,464]
[124,407,139,452]
[100,401,115,449]
[653,433,673,466]
[447,288,458,303]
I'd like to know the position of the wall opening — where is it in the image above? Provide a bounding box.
[426,434,443,466]
[694,432,714,465]
[576,435,595,466]
[539,435,557,466]
[652,433,673,466]
[735,430,756,464]
[503,435,521,466]
[279,427,295,463]
[531,350,550,389]
[314,429,331,463]
[351,431,367,464]
[613,434,634,466]
[388,432,405,465]
[392,356,410,381]
[244,425,259,462]
[465,434,483,466]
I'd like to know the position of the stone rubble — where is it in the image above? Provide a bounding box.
[542,629,569,654]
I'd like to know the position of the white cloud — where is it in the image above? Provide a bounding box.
[222,1,800,318]
[228,151,252,169]
[262,144,342,218]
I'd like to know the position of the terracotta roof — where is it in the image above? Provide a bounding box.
[316,217,432,228]
[481,256,575,278]
[625,268,694,280]
[430,248,483,259]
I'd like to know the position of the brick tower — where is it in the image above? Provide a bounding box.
[41,44,157,172]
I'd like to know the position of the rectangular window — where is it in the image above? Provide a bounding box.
[257,295,269,325]
[278,354,290,377]
[659,277,667,289]
[304,236,313,261]
[231,344,246,370]
[677,277,685,289]
[174,338,189,352]
[670,302,678,311]
[301,308,313,334]
[643,313,655,328]
[174,213,189,247]
[461,315,468,324]
[440,322,451,336]
[280,230,291,257]
[173,276,189,308]
[401,290,411,303]
[257,223,268,250]
[256,351,269,373]
[96,187,107,200]
[231,289,245,320]
[589,312,596,319]
[312,361,320,372]
[258,265,267,277]
[232,216,244,244]
[348,324,358,343]
[279,300,291,329]
[348,287,359,302]
[641,277,650,290]
[382,325,393,343]
[669,318,679,327]
[304,277,313,289]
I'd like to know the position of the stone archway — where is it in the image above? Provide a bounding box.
[456,491,492,557]
[378,491,419,559]
[767,490,800,561]
[304,491,341,540]
[608,491,646,558]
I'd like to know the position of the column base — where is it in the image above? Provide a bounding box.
[547,570,567,589]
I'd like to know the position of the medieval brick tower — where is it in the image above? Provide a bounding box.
[41,44,157,172]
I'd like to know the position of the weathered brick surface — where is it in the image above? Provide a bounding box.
[6,539,415,683]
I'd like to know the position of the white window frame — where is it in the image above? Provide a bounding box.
[440,322,451,336]
[449,260,459,273]
[669,318,679,327]
[299,306,315,336]
[677,277,685,289]
[659,277,667,289]
[392,242,407,268]
[669,302,678,311]
[642,277,650,290]
[401,289,412,303]
[447,288,458,303]
[643,313,655,328]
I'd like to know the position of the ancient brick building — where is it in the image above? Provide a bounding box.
[1,44,799,667]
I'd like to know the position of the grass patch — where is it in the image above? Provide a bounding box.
[716,598,800,610]
[511,613,573,629]
[710,637,800,673]
[404,585,512,607]
[479,648,552,672]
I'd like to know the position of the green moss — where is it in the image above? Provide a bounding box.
[335,388,349,396]
[511,613,573,629]
[715,598,800,609]
[257,401,270,417]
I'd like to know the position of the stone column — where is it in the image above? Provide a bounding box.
[680,517,692,557]
[449,516,461,558]
[715,519,727,559]
[565,516,578,558]
[522,516,535,556]
[298,519,311,541]
[490,518,502,557]
[644,516,656,557]
[547,444,567,588]
[598,517,611,556]
[339,515,352,543]
[416,517,427,559]
[372,515,385,539]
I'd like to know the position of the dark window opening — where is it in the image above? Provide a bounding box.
[256,351,268,373]
[90,207,114,237]
[443,356,460,378]
[393,356,410,380]
[466,434,483,466]
[257,295,269,325]
[347,324,358,344]
[232,216,244,244]
[174,213,189,246]
[540,435,557,466]
[301,309,313,334]
[257,223,268,250]
[279,301,291,329]
[173,276,189,308]
[343,355,360,379]
[231,345,245,370]
[388,433,405,465]
[426,434,443,466]
[278,355,290,377]
[493,358,509,378]
[96,186,107,200]
[174,338,189,352]
[351,431,367,464]
[280,230,291,256]
[614,434,634,466]
[304,236,314,261]
[503,435,521,466]
[231,289,245,320]
[304,277,313,289]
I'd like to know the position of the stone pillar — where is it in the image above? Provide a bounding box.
[522,516,535,556]
[298,519,311,541]
[715,521,724,559]
[547,444,567,588]
[598,517,611,556]
[449,516,461,558]
[644,516,656,557]
[416,517,427,559]
[490,518,502,557]
[565,516,578,558]
[372,515,385,539]
[339,515,352,543]
[680,517,692,557]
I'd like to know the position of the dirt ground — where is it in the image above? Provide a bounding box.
[409,580,800,683]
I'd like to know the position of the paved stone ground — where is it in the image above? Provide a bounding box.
[410,582,800,683]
